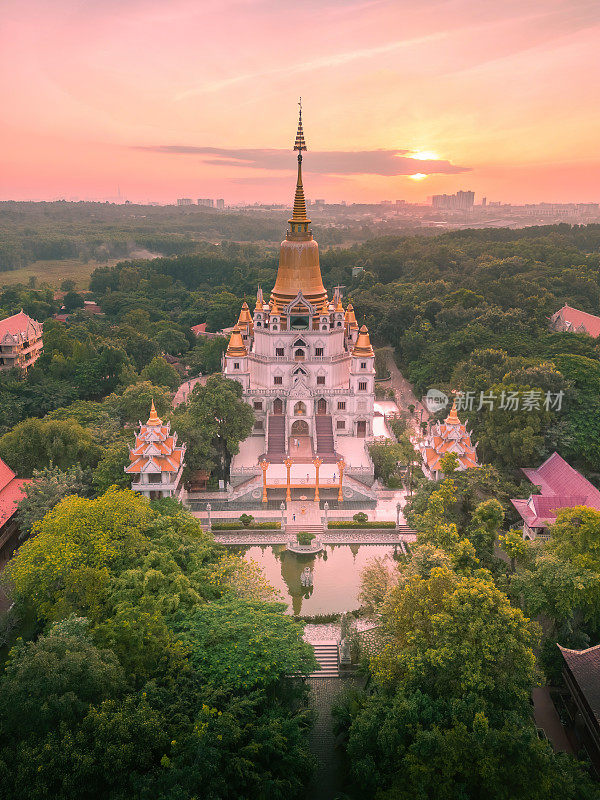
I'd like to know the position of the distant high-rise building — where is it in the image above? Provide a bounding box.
[177,198,193,206]
[197,198,214,207]
[216,198,225,209]
[431,191,475,211]
[481,197,487,207]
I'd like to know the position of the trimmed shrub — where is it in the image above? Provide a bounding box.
[211,521,281,530]
[327,521,396,529]
[296,531,316,545]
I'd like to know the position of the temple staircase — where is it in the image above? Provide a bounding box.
[308,641,340,678]
[315,415,337,463]
[267,415,286,461]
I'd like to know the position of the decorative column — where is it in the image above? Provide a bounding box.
[396,502,401,528]
[260,459,269,504]
[337,459,345,503]
[323,500,329,530]
[284,457,294,503]
[280,501,286,531]
[206,502,212,531]
[312,456,323,503]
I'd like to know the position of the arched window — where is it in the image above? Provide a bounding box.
[294,401,306,416]
[294,349,305,361]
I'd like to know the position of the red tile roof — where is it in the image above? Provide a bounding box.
[559,644,600,725]
[550,305,600,338]
[0,311,41,339]
[511,452,600,529]
[191,323,207,335]
[0,457,29,527]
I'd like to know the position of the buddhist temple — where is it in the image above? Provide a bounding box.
[223,102,376,504]
[125,402,186,500]
[419,397,479,480]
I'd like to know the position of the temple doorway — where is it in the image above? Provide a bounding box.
[273,398,283,415]
[290,419,312,458]
[291,419,309,436]
[317,398,327,415]
[357,420,367,437]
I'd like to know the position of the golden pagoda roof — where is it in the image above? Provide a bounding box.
[445,398,461,426]
[352,325,374,357]
[226,325,247,357]
[345,302,358,328]
[237,302,253,325]
[335,295,344,313]
[147,400,163,427]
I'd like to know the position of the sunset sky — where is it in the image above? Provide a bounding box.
[1,0,599,204]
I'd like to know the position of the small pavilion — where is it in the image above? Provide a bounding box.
[125,402,186,500]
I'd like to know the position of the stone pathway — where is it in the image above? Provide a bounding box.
[305,675,364,800]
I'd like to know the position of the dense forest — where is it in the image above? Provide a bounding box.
[1,223,600,797]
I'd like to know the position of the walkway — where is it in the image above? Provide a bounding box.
[212,530,417,546]
[305,674,364,800]
[532,687,574,754]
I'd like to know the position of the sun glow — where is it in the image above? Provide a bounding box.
[411,150,440,161]
[409,173,428,181]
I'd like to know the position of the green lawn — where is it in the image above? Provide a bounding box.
[0,258,120,290]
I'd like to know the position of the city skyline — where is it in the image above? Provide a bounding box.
[1,0,599,204]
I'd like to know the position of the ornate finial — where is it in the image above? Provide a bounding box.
[294,97,307,153]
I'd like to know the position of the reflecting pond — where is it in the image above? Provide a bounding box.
[229,544,401,615]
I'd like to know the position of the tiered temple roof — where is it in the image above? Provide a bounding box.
[125,402,186,477]
[420,398,479,476]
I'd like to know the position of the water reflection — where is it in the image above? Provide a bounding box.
[230,544,400,615]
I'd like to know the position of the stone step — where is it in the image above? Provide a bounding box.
[308,641,340,678]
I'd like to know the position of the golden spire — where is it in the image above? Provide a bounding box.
[270,101,328,308]
[147,400,163,427]
[226,325,247,357]
[352,325,374,357]
[255,287,264,311]
[335,295,344,313]
[289,98,310,228]
[345,302,358,328]
[237,301,253,325]
[270,298,280,315]
[445,397,460,426]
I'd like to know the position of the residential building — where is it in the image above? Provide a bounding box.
[125,402,186,500]
[0,311,43,372]
[216,198,225,209]
[177,198,193,206]
[197,198,214,207]
[511,452,600,539]
[419,398,479,480]
[549,305,600,338]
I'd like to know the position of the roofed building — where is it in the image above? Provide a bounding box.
[0,311,43,372]
[419,398,479,480]
[0,458,30,563]
[511,452,600,539]
[125,402,186,500]
[558,644,600,762]
[550,305,600,338]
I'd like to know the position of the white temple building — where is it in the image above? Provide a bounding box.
[223,105,376,505]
